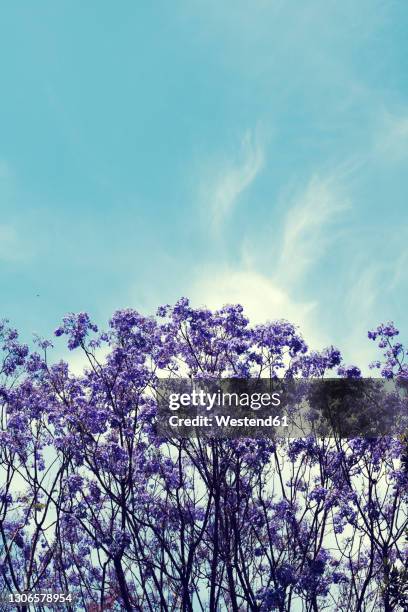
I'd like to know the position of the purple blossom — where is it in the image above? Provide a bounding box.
[0,305,405,609]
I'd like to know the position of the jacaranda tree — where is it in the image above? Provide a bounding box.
[0,300,407,611]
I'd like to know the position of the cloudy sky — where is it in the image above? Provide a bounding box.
[1,1,407,367]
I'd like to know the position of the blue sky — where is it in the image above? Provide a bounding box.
[1,1,407,367]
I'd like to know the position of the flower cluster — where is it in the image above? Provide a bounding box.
[0,305,405,610]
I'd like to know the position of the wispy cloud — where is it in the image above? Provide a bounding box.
[278,175,350,284]
[191,170,352,352]
[346,264,380,321]
[204,129,264,232]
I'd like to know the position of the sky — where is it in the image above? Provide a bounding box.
[0,0,407,368]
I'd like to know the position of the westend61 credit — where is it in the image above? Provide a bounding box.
[156,379,292,438]
[168,413,288,428]
[168,388,287,429]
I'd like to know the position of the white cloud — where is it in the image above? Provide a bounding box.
[190,265,328,350]
[278,176,350,284]
[204,130,264,232]
[346,266,379,320]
